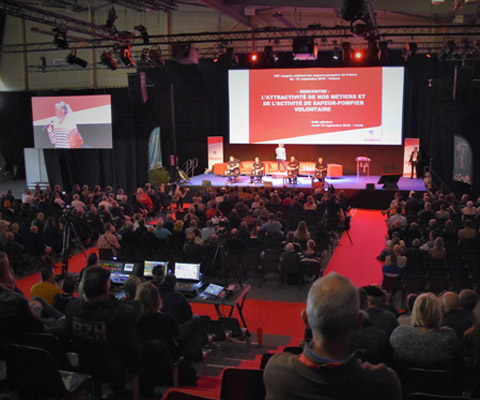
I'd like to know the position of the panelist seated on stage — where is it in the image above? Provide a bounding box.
[250,157,264,183]
[314,157,327,182]
[287,156,299,184]
[225,155,240,181]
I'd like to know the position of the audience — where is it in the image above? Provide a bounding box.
[264,272,401,400]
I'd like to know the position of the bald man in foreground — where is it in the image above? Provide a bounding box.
[263,272,401,400]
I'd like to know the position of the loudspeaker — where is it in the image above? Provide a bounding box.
[202,180,211,186]
[264,181,273,188]
[128,72,148,104]
[377,174,401,190]
[453,65,473,102]
[366,183,375,190]
[172,44,199,64]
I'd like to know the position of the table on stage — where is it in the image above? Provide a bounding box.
[189,284,251,331]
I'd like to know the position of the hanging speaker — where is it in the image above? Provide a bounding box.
[128,72,148,104]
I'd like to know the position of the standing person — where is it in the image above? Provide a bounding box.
[46,101,84,148]
[263,272,401,400]
[275,143,287,172]
[409,146,421,179]
[314,157,327,186]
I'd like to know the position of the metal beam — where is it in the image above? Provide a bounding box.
[3,24,480,54]
[0,0,116,39]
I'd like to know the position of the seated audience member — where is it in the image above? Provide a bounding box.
[458,219,477,241]
[259,213,283,237]
[0,253,44,344]
[387,207,407,229]
[154,220,171,241]
[428,237,447,260]
[53,273,77,313]
[459,289,478,312]
[24,225,45,258]
[30,267,62,306]
[79,252,98,282]
[264,272,401,400]
[441,291,474,340]
[390,292,461,371]
[364,285,399,336]
[397,294,418,326]
[65,267,143,387]
[299,239,322,277]
[384,244,407,268]
[461,200,477,220]
[123,275,142,304]
[463,300,480,371]
[201,220,216,241]
[282,231,302,253]
[135,282,182,393]
[351,287,392,365]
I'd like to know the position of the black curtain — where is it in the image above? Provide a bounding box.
[1,59,480,195]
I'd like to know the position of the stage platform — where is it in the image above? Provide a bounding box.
[182,173,426,209]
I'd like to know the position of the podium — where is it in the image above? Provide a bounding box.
[355,156,371,177]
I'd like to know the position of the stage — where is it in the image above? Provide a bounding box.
[182,173,426,209]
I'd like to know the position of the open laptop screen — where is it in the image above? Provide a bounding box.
[174,262,201,281]
[144,260,168,278]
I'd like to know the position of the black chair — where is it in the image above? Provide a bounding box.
[220,368,266,400]
[21,332,75,370]
[6,344,92,400]
[72,339,141,400]
[407,395,469,400]
[401,368,463,398]
[165,391,215,399]
[260,352,275,369]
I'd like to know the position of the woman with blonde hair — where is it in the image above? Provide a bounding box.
[390,292,460,371]
[463,300,480,370]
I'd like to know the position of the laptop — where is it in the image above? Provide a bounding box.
[203,283,226,298]
[144,260,168,279]
[174,262,201,282]
[174,262,202,296]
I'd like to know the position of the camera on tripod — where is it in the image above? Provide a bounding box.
[61,205,75,223]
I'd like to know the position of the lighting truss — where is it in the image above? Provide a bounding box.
[4,24,480,54]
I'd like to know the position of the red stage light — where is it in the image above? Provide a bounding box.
[354,50,363,60]
[250,53,258,62]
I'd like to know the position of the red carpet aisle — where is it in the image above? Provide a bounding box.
[324,208,386,287]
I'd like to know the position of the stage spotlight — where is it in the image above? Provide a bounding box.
[135,25,149,45]
[52,27,68,49]
[250,52,259,62]
[106,6,118,30]
[66,52,88,68]
[351,18,369,37]
[101,51,118,70]
[353,50,364,60]
[340,0,365,21]
[119,45,135,67]
[292,37,318,60]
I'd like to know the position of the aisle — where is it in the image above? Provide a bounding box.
[324,208,386,288]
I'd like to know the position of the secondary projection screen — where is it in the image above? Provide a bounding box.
[32,95,113,149]
[229,67,404,145]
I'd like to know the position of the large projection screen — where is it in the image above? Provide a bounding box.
[32,94,113,149]
[229,67,404,145]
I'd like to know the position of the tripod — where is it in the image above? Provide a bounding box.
[61,211,87,276]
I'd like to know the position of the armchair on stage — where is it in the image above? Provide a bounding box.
[213,161,343,183]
